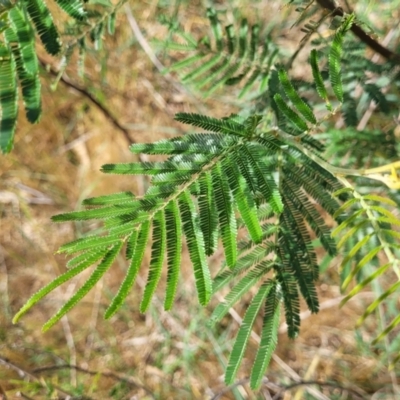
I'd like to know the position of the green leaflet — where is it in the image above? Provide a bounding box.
[5,7,38,76]
[179,190,212,306]
[175,112,246,137]
[0,43,18,153]
[273,93,309,132]
[310,49,332,111]
[329,14,355,103]
[23,0,62,56]
[5,7,41,123]
[207,7,223,51]
[275,251,301,339]
[210,265,267,325]
[164,200,182,310]
[250,282,281,389]
[164,7,278,96]
[66,248,108,269]
[83,191,135,206]
[224,158,263,244]
[280,205,319,313]
[212,163,237,267]
[243,145,283,214]
[57,233,125,255]
[283,170,337,257]
[12,248,108,323]
[198,172,218,256]
[356,281,400,327]
[341,245,383,291]
[105,221,151,319]
[225,281,272,384]
[54,0,87,21]
[42,242,123,331]
[278,69,316,124]
[101,160,205,175]
[341,261,392,305]
[140,210,167,312]
[373,313,400,345]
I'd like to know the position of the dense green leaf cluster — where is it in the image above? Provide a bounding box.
[0,0,121,153]
[10,3,400,389]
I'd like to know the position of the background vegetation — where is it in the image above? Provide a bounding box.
[1,0,400,398]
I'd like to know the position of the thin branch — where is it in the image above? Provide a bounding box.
[38,58,134,146]
[315,0,400,62]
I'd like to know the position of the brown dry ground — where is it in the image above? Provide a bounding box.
[1,1,400,399]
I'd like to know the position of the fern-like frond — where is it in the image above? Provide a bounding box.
[164,7,278,97]
[332,185,400,345]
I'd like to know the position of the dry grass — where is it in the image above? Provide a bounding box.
[1,1,400,399]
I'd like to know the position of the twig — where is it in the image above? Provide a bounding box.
[38,57,134,146]
[357,28,398,131]
[315,0,400,62]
